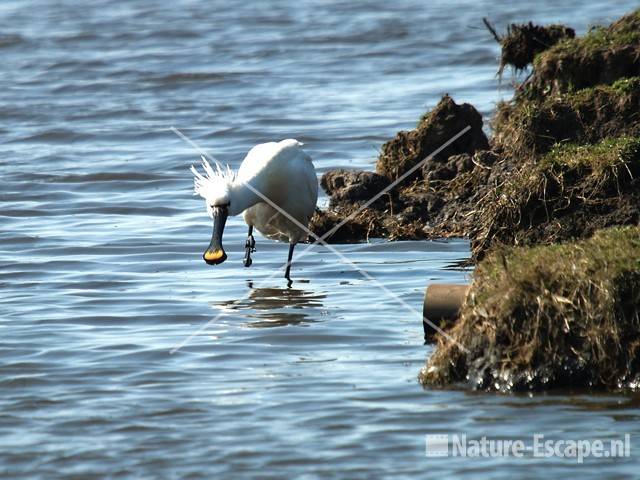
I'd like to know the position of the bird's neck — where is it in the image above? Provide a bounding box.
[228,179,262,216]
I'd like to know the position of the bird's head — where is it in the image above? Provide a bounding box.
[191,156,237,266]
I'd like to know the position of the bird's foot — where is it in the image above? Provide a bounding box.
[244,235,256,252]
[243,235,256,267]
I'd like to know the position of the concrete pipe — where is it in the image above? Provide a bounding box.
[423,284,470,343]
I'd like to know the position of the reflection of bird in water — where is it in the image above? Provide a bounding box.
[217,283,326,328]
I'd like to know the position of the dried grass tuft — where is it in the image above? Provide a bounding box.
[421,226,640,391]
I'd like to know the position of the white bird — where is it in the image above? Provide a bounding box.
[191,139,318,283]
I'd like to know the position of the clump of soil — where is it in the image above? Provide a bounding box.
[494,76,640,156]
[307,208,372,244]
[375,95,489,181]
[420,226,640,392]
[497,22,575,72]
[472,136,640,258]
[309,95,493,243]
[320,169,389,207]
[309,9,640,260]
[527,10,640,95]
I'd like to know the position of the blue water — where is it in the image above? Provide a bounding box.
[2,0,639,478]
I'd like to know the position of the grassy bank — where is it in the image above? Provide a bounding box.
[306,9,640,391]
[420,226,640,391]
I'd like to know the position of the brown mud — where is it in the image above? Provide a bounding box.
[420,227,640,392]
[309,95,493,242]
[307,9,640,391]
[309,9,640,259]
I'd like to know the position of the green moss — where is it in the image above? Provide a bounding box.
[581,25,640,49]
[545,24,639,58]
[494,77,640,155]
[534,10,640,65]
[569,76,640,102]
[542,136,640,172]
[421,226,640,391]
[526,10,640,95]
[608,76,640,95]
[471,135,640,260]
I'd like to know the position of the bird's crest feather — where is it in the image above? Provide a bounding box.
[190,155,236,200]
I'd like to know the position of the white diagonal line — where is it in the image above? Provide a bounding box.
[170,128,309,353]
[318,125,471,241]
[174,124,471,270]
[170,127,470,353]
[172,127,469,351]
[171,126,210,158]
[239,177,468,352]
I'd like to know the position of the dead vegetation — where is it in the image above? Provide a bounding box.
[308,208,373,244]
[420,226,640,391]
[493,77,640,157]
[527,10,640,95]
[491,21,575,72]
[472,136,640,258]
[305,9,640,392]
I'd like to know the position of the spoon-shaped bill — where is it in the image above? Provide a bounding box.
[203,205,228,265]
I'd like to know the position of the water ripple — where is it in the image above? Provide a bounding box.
[2,0,639,478]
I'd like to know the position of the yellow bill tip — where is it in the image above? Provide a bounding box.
[203,249,227,264]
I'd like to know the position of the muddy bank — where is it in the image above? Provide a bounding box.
[307,9,640,392]
[309,9,640,259]
[309,95,494,242]
[472,136,640,257]
[420,226,640,392]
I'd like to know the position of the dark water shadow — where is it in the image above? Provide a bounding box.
[443,258,475,271]
[217,282,326,328]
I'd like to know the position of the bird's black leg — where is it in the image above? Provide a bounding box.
[284,242,296,287]
[243,225,256,267]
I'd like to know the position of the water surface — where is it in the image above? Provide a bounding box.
[2,0,639,477]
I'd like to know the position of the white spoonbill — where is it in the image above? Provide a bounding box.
[191,139,318,282]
